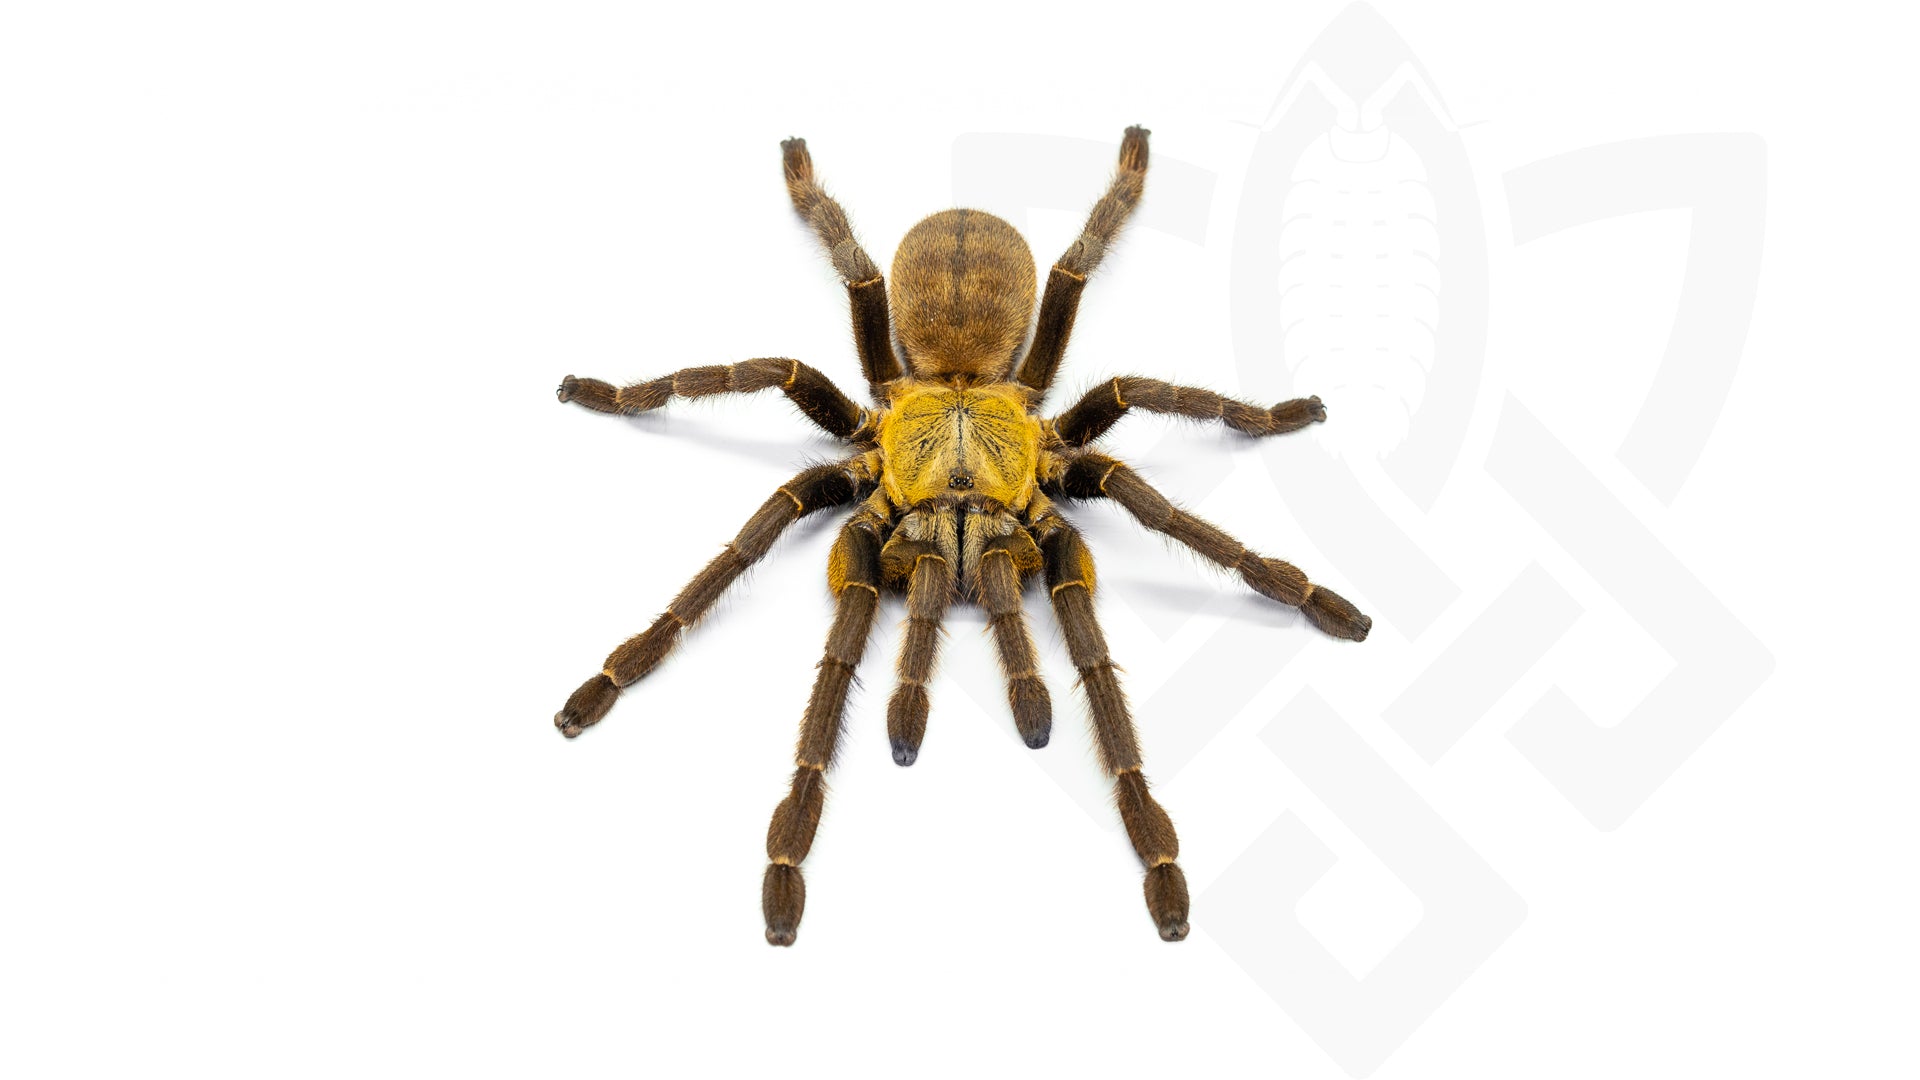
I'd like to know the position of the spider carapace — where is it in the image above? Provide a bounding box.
[550,127,1372,946]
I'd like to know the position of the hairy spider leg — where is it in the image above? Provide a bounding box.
[878,529,955,767]
[1016,125,1150,399]
[556,358,875,441]
[1031,508,1190,941]
[1051,375,1328,447]
[761,509,887,946]
[1053,451,1372,641]
[977,530,1052,749]
[781,137,902,394]
[552,460,870,738]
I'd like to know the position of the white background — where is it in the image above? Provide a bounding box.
[3,2,1914,1077]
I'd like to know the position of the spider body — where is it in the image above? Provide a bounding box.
[550,127,1371,946]
[877,383,1039,509]
[889,209,1036,378]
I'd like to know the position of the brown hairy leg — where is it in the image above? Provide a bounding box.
[553,460,870,737]
[978,532,1052,749]
[1015,125,1150,398]
[878,535,955,767]
[780,137,902,393]
[557,358,874,441]
[1051,375,1327,447]
[1053,451,1372,641]
[1031,508,1189,941]
[762,510,886,946]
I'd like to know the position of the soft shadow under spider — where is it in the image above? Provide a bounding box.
[616,409,841,472]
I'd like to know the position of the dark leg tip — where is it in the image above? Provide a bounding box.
[890,738,918,767]
[762,863,805,946]
[1303,587,1372,642]
[780,137,812,182]
[1119,126,1151,172]
[1010,677,1053,751]
[556,375,579,402]
[554,673,619,737]
[1144,863,1190,942]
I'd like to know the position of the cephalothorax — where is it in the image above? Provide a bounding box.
[551,127,1371,945]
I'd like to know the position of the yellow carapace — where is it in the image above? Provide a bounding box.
[549,127,1372,948]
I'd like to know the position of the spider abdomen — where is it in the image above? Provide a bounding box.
[889,209,1037,380]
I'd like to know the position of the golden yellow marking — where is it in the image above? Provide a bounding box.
[1300,583,1317,604]
[1097,461,1121,493]
[601,667,617,680]
[877,382,1041,511]
[1150,855,1176,867]
[1051,264,1087,283]
[1112,377,1128,409]
[845,582,880,598]
[1050,580,1089,596]
[771,856,795,866]
[670,374,680,396]
[851,275,883,288]
[785,359,800,388]
[777,487,805,513]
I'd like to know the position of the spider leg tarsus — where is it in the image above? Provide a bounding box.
[1145,864,1191,942]
[553,672,619,738]
[1012,676,1052,749]
[1302,585,1372,641]
[556,374,579,402]
[762,864,805,947]
[1265,394,1326,430]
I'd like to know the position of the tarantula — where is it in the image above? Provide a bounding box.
[551,126,1371,945]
